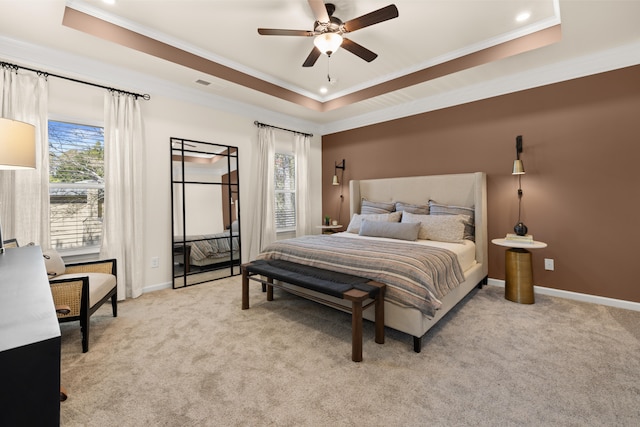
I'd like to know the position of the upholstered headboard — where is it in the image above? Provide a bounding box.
[349,172,488,273]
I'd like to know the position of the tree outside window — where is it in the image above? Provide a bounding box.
[274,152,296,230]
[49,120,105,250]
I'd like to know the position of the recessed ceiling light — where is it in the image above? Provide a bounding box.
[102,0,116,5]
[319,87,328,94]
[516,11,531,22]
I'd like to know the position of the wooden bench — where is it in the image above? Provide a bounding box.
[241,259,386,362]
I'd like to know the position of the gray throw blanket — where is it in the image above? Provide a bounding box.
[258,235,464,317]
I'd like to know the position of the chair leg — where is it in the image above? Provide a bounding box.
[60,385,68,402]
[81,316,89,353]
[111,295,118,317]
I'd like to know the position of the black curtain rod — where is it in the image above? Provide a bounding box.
[1,60,151,101]
[254,120,312,138]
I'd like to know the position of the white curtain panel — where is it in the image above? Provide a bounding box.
[101,92,145,299]
[247,126,276,260]
[294,133,311,236]
[0,68,49,247]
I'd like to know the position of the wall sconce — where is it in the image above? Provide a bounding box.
[512,135,527,236]
[0,117,36,254]
[332,159,345,186]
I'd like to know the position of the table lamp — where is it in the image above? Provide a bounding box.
[0,117,36,254]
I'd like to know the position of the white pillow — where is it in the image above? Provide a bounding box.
[43,249,66,278]
[401,211,468,243]
[346,211,402,233]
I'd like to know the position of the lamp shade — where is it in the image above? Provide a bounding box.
[512,159,525,175]
[332,175,339,186]
[314,33,343,56]
[0,118,36,170]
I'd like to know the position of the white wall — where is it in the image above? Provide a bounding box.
[47,78,323,293]
[171,165,224,236]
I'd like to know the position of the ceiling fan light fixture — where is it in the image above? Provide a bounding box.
[314,32,343,56]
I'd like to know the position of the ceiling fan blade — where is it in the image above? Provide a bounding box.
[308,0,330,23]
[343,4,399,33]
[258,28,314,36]
[341,38,378,62]
[302,47,322,67]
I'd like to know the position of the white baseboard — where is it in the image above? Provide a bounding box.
[143,277,640,312]
[142,281,172,294]
[487,278,640,312]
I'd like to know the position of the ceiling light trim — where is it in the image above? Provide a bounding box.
[64,0,561,107]
[323,14,562,102]
[321,24,562,112]
[62,6,325,111]
[61,4,562,115]
[65,0,325,102]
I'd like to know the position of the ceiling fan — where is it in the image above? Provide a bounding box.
[258,0,399,67]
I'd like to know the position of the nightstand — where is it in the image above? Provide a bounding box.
[492,238,547,304]
[317,225,342,234]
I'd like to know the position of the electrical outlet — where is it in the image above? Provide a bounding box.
[544,258,554,271]
[151,257,159,268]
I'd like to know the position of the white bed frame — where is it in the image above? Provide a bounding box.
[349,172,488,352]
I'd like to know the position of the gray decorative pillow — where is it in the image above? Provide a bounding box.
[346,211,402,233]
[43,249,66,278]
[395,201,430,215]
[401,211,468,243]
[359,220,421,241]
[429,200,475,241]
[360,199,395,215]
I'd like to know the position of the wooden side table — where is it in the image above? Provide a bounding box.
[492,238,547,304]
[316,225,342,234]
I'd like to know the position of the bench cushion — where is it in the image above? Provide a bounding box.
[246,259,378,298]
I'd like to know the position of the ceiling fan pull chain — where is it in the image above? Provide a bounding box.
[327,56,332,83]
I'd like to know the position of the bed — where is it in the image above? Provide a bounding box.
[257,172,488,352]
[175,228,240,272]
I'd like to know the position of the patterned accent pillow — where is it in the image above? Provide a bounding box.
[395,201,430,215]
[359,220,421,241]
[429,200,475,241]
[401,211,468,243]
[346,211,402,233]
[360,199,396,215]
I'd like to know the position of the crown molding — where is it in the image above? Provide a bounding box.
[0,35,325,136]
[2,33,639,137]
[318,39,640,135]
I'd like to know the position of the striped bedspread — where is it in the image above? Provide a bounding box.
[257,235,465,317]
[185,232,239,262]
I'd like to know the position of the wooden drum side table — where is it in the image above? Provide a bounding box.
[492,238,547,304]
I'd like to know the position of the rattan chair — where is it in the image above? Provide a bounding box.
[2,238,19,248]
[49,258,118,353]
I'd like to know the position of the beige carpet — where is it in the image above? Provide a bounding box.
[59,277,640,426]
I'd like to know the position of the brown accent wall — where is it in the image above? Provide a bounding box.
[322,65,640,303]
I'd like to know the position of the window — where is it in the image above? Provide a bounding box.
[48,120,104,250]
[274,152,296,231]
